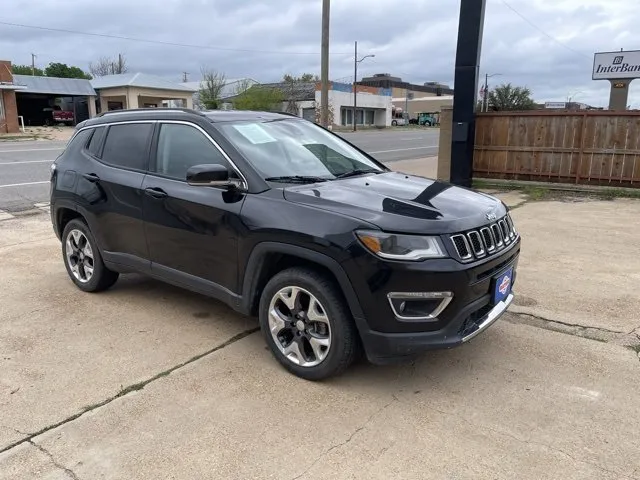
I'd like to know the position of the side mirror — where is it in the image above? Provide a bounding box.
[186,164,243,189]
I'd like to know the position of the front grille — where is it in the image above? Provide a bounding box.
[450,214,518,262]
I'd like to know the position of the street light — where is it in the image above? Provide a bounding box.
[483,73,502,112]
[353,40,375,131]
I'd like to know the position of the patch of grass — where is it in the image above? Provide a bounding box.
[522,186,550,201]
[597,188,640,200]
[0,135,37,142]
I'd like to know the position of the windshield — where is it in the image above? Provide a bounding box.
[218,119,385,180]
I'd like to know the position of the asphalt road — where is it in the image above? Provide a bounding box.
[0,128,439,212]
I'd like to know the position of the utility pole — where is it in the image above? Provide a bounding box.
[482,73,501,112]
[31,53,37,76]
[182,71,189,83]
[320,0,330,128]
[352,43,375,131]
[353,41,357,131]
[483,73,488,112]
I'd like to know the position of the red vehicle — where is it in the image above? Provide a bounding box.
[51,106,74,126]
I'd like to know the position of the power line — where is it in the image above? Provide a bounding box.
[0,21,351,56]
[498,0,592,61]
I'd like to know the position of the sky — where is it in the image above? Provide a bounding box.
[1,0,639,108]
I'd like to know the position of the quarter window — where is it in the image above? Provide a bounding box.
[86,126,106,157]
[154,123,229,180]
[101,123,153,170]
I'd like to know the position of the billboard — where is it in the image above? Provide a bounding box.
[593,50,640,80]
[545,102,566,109]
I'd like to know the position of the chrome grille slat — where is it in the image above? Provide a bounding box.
[450,234,472,260]
[467,231,485,257]
[450,215,518,262]
[480,227,495,252]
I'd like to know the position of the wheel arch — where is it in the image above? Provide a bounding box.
[241,243,365,325]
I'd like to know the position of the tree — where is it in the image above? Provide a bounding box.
[488,83,536,111]
[44,62,92,79]
[233,84,284,111]
[199,68,226,109]
[313,100,335,126]
[282,73,318,114]
[12,64,44,76]
[89,54,128,77]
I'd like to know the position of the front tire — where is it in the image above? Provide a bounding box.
[259,267,358,380]
[62,219,119,292]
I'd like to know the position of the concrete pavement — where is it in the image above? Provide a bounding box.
[1,161,639,479]
[0,128,438,213]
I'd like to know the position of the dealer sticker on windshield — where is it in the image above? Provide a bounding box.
[232,123,277,144]
[493,267,513,304]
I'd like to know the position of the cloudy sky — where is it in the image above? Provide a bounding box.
[2,0,639,107]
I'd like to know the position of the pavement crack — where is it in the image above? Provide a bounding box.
[0,327,259,455]
[28,439,80,480]
[509,310,626,335]
[290,396,398,480]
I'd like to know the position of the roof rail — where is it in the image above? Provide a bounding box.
[97,108,205,118]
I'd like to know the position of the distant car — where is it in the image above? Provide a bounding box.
[50,109,520,380]
[52,106,74,126]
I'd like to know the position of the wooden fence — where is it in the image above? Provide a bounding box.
[473,111,640,187]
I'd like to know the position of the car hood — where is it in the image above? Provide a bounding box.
[282,172,506,234]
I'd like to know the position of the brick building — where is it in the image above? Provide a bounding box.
[0,60,23,134]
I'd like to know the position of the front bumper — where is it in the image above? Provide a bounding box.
[360,292,514,364]
[346,238,520,364]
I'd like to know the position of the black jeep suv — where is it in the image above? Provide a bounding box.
[50,109,520,380]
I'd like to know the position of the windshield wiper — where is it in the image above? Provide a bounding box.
[264,175,328,183]
[334,169,383,179]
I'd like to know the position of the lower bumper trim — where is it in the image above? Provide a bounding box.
[461,293,514,343]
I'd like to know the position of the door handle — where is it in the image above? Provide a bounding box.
[82,173,100,183]
[144,187,168,199]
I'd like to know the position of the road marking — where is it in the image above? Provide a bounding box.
[0,147,64,153]
[0,160,53,165]
[0,181,49,188]
[370,146,438,154]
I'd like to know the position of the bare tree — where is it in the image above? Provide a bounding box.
[282,73,318,115]
[89,54,128,77]
[199,68,226,109]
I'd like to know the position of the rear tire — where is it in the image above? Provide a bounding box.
[259,267,358,380]
[391,120,398,126]
[61,219,119,292]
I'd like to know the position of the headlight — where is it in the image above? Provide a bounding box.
[356,230,446,261]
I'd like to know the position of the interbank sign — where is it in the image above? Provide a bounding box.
[592,50,640,80]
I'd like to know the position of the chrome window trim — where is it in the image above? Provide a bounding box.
[69,120,248,189]
[387,292,454,322]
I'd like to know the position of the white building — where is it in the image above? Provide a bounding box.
[265,81,392,127]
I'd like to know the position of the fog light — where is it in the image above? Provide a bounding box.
[387,292,453,321]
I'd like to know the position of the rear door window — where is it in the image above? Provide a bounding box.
[101,123,153,171]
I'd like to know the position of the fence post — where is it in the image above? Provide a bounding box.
[576,112,588,184]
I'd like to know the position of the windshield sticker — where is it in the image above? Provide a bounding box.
[233,124,277,144]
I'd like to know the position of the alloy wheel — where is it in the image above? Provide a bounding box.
[65,229,94,283]
[268,286,332,367]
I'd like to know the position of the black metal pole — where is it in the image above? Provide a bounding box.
[450,0,487,187]
[353,41,357,132]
